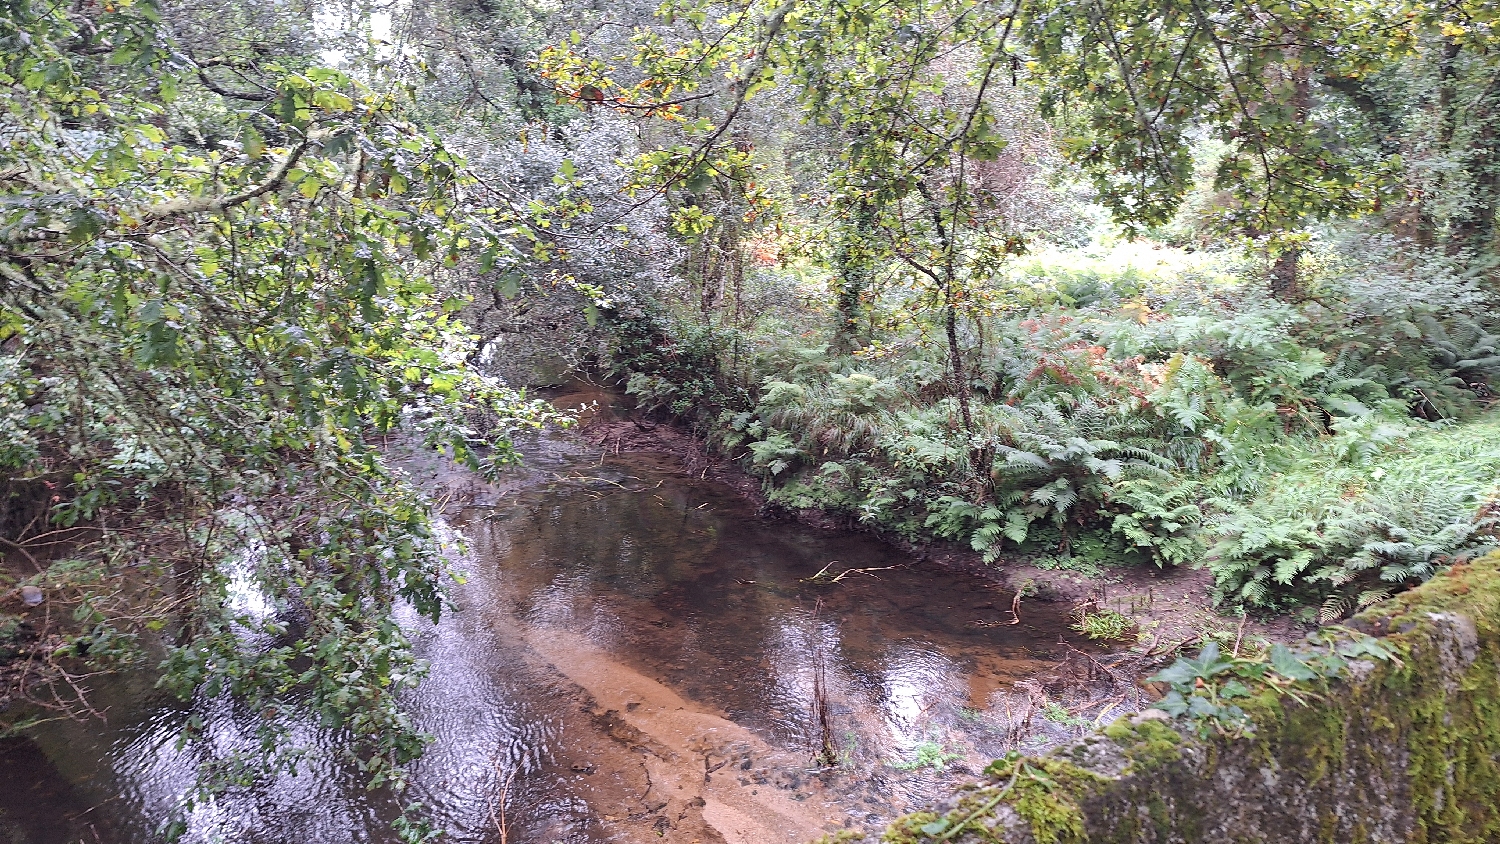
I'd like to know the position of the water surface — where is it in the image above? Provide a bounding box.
[4,389,1105,843]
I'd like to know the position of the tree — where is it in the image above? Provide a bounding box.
[1023,0,1500,293]
[540,0,1033,431]
[0,0,559,833]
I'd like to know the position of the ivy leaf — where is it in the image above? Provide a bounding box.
[1187,695,1220,717]
[1186,642,1235,677]
[1269,644,1318,681]
[920,819,951,836]
[1151,690,1191,716]
[1220,679,1251,698]
[1149,659,1199,688]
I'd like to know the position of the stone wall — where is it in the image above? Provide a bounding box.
[856,550,1500,844]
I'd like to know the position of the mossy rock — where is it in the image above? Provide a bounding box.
[862,551,1500,844]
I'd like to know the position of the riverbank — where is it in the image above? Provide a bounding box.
[856,550,1500,844]
[0,380,1304,844]
[566,380,1308,661]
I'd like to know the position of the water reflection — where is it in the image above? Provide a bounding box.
[5,401,1097,843]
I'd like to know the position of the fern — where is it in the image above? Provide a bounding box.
[1208,417,1500,615]
[747,432,804,475]
[1107,477,1207,567]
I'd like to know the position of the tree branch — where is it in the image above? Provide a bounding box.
[196,70,274,102]
[142,140,314,220]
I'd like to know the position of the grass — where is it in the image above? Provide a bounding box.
[1070,609,1134,642]
[1041,701,1088,728]
[890,740,965,771]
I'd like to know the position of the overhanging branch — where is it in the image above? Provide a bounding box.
[142,139,314,220]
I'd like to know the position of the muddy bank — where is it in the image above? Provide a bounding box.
[572,385,1308,657]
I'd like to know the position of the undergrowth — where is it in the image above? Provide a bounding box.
[606,236,1500,617]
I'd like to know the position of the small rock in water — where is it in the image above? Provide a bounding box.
[20,586,43,607]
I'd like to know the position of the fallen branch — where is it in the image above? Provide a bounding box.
[487,761,519,844]
[802,561,900,584]
[0,535,43,572]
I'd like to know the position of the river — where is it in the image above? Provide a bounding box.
[0,386,1123,844]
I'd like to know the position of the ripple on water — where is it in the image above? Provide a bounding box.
[5,392,1102,843]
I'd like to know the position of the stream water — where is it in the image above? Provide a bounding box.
[1,387,1112,844]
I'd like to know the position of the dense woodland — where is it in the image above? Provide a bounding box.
[2,0,1498,836]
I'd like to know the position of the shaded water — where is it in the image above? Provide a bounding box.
[2,389,1107,844]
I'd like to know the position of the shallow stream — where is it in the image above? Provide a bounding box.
[1,387,1114,844]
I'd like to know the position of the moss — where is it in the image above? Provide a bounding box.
[1276,695,1347,783]
[880,812,942,844]
[867,551,1500,843]
[1012,789,1084,844]
[1360,552,1500,843]
[1146,794,1171,839]
[983,757,1103,844]
[1102,717,1182,771]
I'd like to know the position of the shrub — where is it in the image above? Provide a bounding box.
[1207,417,1500,618]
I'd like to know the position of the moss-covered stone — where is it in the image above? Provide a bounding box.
[859,551,1500,844]
[1100,717,1181,771]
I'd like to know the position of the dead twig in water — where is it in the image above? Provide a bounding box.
[1057,640,1131,685]
[1091,694,1126,727]
[802,561,900,584]
[488,761,519,844]
[810,598,838,766]
[553,472,665,494]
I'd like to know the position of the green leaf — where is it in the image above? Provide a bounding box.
[1151,690,1191,716]
[243,125,266,160]
[682,167,715,194]
[1149,659,1199,688]
[1187,695,1219,717]
[1269,644,1318,681]
[321,130,353,158]
[1220,679,1251,698]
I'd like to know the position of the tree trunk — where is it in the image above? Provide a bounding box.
[831,202,875,353]
[1269,243,1303,302]
[1452,67,1500,260]
[945,290,973,433]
